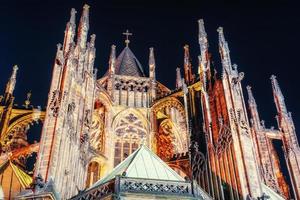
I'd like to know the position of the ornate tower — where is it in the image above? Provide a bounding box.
[271,75,300,199]
[247,85,290,198]
[215,27,262,199]
[34,5,97,199]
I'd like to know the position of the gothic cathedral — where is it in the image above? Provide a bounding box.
[0,4,300,200]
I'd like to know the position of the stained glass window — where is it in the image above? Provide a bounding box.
[113,113,147,166]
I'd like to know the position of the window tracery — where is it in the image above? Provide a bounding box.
[113,113,147,166]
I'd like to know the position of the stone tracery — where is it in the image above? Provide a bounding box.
[113,111,147,166]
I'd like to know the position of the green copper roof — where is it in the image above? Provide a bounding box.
[90,145,184,189]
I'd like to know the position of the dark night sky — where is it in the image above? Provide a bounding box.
[0,0,299,139]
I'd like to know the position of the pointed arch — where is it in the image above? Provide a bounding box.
[111,108,149,166]
[152,96,186,118]
[156,118,188,160]
[90,88,112,153]
[112,108,149,129]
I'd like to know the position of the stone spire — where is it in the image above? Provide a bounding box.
[183,45,193,85]
[246,86,262,130]
[149,47,156,80]
[5,65,18,95]
[198,19,210,89]
[198,19,208,64]
[217,27,232,73]
[270,75,288,115]
[176,67,182,89]
[63,8,77,54]
[77,4,90,49]
[109,45,116,74]
[271,76,300,199]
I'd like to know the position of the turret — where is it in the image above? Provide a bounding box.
[77,4,89,49]
[63,8,76,54]
[149,47,156,80]
[176,67,182,89]
[246,86,262,130]
[183,45,194,85]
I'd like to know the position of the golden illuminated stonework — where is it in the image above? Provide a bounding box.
[0,4,299,200]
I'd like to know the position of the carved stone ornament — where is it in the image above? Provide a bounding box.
[192,142,206,179]
[67,102,76,139]
[31,173,45,190]
[84,109,92,128]
[49,90,61,117]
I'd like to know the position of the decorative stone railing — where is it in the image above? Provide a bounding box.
[71,176,213,200]
[117,176,193,197]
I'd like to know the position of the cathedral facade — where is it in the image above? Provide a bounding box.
[0,4,300,200]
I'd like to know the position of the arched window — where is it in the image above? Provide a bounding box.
[86,161,100,188]
[113,113,147,166]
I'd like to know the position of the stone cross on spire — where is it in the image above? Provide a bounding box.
[122,30,132,47]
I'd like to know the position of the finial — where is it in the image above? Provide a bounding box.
[57,43,62,51]
[149,47,156,79]
[217,27,224,34]
[83,4,90,10]
[270,75,281,94]
[217,27,226,43]
[13,65,18,71]
[149,47,155,68]
[184,45,190,64]
[70,8,77,24]
[270,74,287,114]
[176,67,182,89]
[183,45,193,84]
[122,30,132,47]
[5,65,18,95]
[90,34,96,47]
[233,64,238,70]
[270,74,277,82]
[246,85,256,104]
[77,4,90,49]
[198,19,207,38]
[24,91,32,108]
